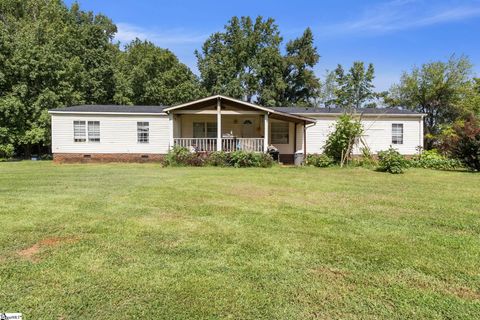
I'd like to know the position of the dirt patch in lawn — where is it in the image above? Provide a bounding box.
[450,286,480,301]
[18,236,78,262]
[393,274,480,302]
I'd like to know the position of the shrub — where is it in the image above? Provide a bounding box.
[228,151,274,168]
[251,152,274,168]
[166,148,273,168]
[164,146,204,167]
[410,149,461,170]
[306,154,335,167]
[206,151,230,167]
[441,115,480,171]
[324,114,363,165]
[377,147,409,174]
[355,147,378,168]
[0,143,14,159]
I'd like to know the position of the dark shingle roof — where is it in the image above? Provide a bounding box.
[50,103,421,116]
[50,105,167,113]
[271,107,421,115]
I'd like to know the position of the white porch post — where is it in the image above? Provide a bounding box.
[216,98,222,151]
[168,113,174,149]
[264,113,269,152]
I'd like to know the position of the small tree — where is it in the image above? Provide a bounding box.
[441,114,480,171]
[324,114,363,166]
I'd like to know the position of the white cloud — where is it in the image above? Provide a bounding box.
[114,23,208,46]
[319,0,480,36]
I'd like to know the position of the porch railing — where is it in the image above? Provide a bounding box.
[222,138,264,152]
[174,138,217,152]
[173,138,264,152]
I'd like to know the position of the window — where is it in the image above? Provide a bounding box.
[88,121,100,142]
[206,122,217,138]
[137,122,149,143]
[193,122,217,138]
[392,123,403,144]
[73,121,86,142]
[193,122,205,138]
[271,122,289,144]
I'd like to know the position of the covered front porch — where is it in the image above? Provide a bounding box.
[173,114,266,152]
[163,95,314,161]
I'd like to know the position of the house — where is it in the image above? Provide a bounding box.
[48,95,424,163]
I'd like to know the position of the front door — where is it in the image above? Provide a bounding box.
[242,119,255,138]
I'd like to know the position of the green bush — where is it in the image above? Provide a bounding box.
[206,151,230,167]
[251,152,274,168]
[0,143,15,159]
[440,115,480,171]
[228,151,273,168]
[165,148,273,168]
[306,154,335,167]
[377,147,409,174]
[353,148,378,168]
[410,149,461,170]
[164,146,204,167]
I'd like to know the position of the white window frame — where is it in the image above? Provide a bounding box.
[137,121,149,143]
[88,121,100,143]
[73,121,86,142]
[271,122,289,144]
[392,123,403,145]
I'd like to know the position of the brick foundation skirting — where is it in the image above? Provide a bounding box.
[53,153,165,163]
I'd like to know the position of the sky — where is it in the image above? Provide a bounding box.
[65,0,480,91]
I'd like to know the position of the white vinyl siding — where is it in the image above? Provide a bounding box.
[304,115,423,155]
[52,114,169,154]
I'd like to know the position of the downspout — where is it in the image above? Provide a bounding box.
[303,120,307,159]
[294,122,297,154]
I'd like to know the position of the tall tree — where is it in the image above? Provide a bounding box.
[280,28,320,107]
[457,77,480,117]
[388,56,473,148]
[318,70,338,108]
[114,39,205,106]
[334,62,376,109]
[0,0,118,157]
[196,16,284,104]
[196,16,321,107]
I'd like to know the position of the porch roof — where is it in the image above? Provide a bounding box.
[163,95,316,124]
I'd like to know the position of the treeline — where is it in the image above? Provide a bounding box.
[0,0,479,157]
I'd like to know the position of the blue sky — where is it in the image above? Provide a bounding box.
[65,0,480,91]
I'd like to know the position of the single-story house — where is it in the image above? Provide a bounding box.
[48,95,425,163]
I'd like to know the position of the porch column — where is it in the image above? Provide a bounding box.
[264,113,269,152]
[216,98,222,151]
[168,113,174,149]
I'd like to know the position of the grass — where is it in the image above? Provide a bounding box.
[0,161,479,319]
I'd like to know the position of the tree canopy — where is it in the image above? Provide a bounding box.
[114,39,205,106]
[0,0,118,157]
[195,16,320,107]
[388,56,475,148]
[333,62,376,109]
[0,0,205,157]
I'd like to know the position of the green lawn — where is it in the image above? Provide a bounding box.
[0,162,479,319]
